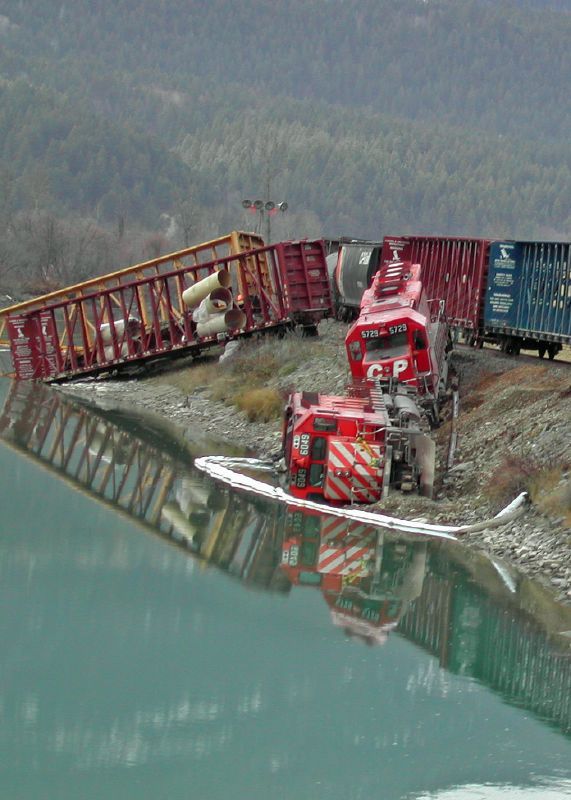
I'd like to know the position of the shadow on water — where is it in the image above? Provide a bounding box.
[1,378,571,744]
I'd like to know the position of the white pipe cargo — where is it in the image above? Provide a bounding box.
[176,477,210,514]
[103,342,130,361]
[161,503,198,545]
[99,317,140,344]
[182,269,231,309]
[195,308,246,337]
[192,288,233,322]
[204,287,232,315]
[192,302,208,323]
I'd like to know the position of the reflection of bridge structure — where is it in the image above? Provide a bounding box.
[0,380,179,531]
[398,562,571,736]
[0,380,287,592]
[1,379,570,737]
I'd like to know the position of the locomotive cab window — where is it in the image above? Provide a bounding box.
[313,417,337,433]
[301,540,318,566]
[298,571,321,585]
[364,330,408,358]
[309,463,325,487]
[349,340,362,361]
[413,331,427,350]
[311,436,327,460]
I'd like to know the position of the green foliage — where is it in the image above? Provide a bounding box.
[0,79,196,227]
[176,101,571,239]
[2,0,570,142]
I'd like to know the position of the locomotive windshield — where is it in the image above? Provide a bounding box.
[364,331,408,358]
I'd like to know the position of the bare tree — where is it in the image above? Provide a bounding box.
[142,232,171,261]
[172,195,200,248]
[2,211,115,293]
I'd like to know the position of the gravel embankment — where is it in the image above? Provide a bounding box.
[58,319,571,604]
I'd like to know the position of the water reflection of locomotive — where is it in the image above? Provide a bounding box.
[3,381,570,736]
[280,509,426,645]
[162,473,428,641]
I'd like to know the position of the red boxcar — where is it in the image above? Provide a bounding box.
[381,236,491,342]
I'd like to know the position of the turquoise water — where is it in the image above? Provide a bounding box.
[1,379,570,800]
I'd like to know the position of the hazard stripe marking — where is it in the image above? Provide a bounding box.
[318,542,373,573]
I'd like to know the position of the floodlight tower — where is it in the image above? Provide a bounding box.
[241,198,288,243]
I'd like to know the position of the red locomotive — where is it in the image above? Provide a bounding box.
[345,260,451,423]
[281,259,450,505]
[282,386,435,504]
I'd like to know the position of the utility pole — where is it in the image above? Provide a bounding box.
[265,176,271,244]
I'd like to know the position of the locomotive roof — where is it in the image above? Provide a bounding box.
[290,391,391,427]
[361,261,424,311]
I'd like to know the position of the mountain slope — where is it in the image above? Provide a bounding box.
[1,0,569,143]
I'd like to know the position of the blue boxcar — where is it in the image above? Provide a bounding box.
[483,240,571,358]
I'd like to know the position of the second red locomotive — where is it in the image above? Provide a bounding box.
[281,259,451,505]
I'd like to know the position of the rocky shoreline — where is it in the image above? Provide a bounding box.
[57,320,571,606]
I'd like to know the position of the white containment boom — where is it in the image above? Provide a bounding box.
[182,269,232,309]
[196,308,247,337]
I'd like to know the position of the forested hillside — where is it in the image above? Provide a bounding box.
[0,0,569,293]
[0,81,197,225]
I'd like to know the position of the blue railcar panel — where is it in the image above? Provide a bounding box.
[484,242,523,328]
[485,241,571,339]
[520,241,571,337]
